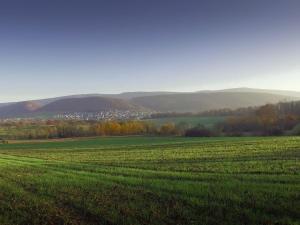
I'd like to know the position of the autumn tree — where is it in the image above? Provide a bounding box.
[159,123,178,136]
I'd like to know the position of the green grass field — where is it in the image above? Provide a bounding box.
[0,136,299,225]
[145,116,225,128]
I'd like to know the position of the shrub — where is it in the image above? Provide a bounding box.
[268,128,284,136]
[290,124,300,135]
[159,123,179,136]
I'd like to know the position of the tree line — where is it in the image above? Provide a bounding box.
[0,120,181,140]
[1,101,300,140]
[219,104,300,136]
[149,101,300,137]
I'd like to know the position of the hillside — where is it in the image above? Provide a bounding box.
[0,92,178,109]
[38,97,144,113]
[132,92,296,112]
[0,88,299,118]
[0,97,145,118]
[0,103,14,108]
[0,101,42,118]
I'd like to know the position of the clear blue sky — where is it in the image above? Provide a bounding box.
[1,0,300,102]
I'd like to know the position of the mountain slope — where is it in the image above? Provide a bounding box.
[37,97,144,113]
[0,101,42,118]
[0,88,299,118]
[0,103,13,108]
[2,88,299,109]
[0,92,179,108]
[132,92,297,113]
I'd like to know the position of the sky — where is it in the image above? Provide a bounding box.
[0,0,300,102]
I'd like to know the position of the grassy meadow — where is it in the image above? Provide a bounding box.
[0,136,299,225]
[145,116,225,128]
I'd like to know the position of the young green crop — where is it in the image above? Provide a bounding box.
[0,136,299,225]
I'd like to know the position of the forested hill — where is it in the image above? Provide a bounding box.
[0,88,299,118]
[131,92,297,113]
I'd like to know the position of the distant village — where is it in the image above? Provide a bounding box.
[0,110,154,122]
[53,110,154,121]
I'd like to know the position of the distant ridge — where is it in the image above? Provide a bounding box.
[0,91,178,108]
[131,92,296,113]
[0,88,299,118]
[38,97,144,113]
[216,87,300,98]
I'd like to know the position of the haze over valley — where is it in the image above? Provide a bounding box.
[0,88,299,119]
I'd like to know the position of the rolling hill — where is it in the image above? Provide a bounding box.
[0,88,299,118]
[0,92,178,109]
[0,97,145,118]
[38,97,144,113]
[0,101,42,118]
[131,92,296,113]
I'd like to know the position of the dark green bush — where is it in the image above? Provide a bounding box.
[290,124,300,135]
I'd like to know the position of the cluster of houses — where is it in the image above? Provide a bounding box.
[53,110,153,121]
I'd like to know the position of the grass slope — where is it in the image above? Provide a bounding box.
[0,136,299,225]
